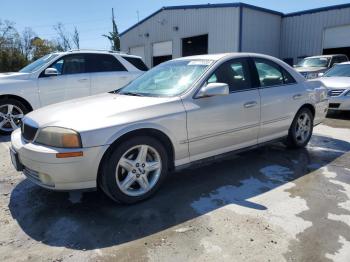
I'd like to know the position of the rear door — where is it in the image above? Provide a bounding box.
[37,54,90,106]
[185,58,260,161]
[252,57,304,143]
[87,54,134,95]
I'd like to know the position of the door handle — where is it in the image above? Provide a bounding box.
[243,101,258,108]
[293,94,302,100]
[78,78,88,82]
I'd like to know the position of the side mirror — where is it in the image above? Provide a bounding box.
[318,72,324,77]
[196,82,229,98]
[44,68,59,76]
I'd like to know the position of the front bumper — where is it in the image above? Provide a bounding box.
[11,129,108,191]
[328,94,350,111]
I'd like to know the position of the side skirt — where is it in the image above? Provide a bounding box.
[173,136,287,172]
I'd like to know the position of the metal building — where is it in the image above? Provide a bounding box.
[120,3,350,67]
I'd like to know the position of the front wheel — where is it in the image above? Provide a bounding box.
[100,136,169,204]
[0,99,29,135]
[285,108,314,149]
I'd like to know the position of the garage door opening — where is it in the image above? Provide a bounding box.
[182,34,208,57]
[153,41,173,67]
[323,47,350,60]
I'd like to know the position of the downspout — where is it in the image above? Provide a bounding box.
[238,5,243,52]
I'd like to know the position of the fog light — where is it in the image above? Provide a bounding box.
[39,173,54,187]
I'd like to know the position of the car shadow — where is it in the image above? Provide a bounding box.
[8,134,350,250]
[0,135,11,143]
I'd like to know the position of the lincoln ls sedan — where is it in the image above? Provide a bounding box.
[10,53,328,204]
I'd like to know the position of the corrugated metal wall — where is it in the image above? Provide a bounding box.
[281,7,350,63]
[120,7,240,67]
[241,7,281,57]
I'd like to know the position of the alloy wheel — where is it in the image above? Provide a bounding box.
[0,104,24,132]
[115,144,162,197]
[295,112,311,144]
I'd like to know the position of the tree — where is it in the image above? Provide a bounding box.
[53,23,72,51]
[103,8,120,51]
[21,27,36,60]
[31,37,56,60]
[72,26,80,49]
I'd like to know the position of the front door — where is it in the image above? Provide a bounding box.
[37,54,90,106]
[185,58,261,161]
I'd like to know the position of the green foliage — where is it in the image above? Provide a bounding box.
[103,8,120,51]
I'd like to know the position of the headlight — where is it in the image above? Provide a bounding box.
[306,72,318,79]
[35,127,82,148]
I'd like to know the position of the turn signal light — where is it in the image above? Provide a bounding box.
[56,152,83,158]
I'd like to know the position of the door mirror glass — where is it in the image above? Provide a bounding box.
[44,68,59,76]
[196,82,229,98]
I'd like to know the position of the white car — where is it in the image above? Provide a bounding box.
[0,50,147,135]
[315,62,350,111]
[10,53,328,204]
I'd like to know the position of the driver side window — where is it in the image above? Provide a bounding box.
[207,58,252,92]
[44,54,87,77]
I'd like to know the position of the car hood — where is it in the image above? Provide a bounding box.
[0,72,31,80]
[25,93,180,132]
[315,77,350,89]
[295,67,327,73]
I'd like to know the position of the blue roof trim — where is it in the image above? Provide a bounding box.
[120,2,350,36]
[120,2,282,36]
[284,3,350,17]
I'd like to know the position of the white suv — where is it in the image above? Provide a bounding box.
[0,50,147,134]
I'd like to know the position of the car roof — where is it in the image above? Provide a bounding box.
[305,54,347,59]
[51,49,142,58]
[173,52,283,62]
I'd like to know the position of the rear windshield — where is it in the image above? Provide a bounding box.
[122,56,148,71]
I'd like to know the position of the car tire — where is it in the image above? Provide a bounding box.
[285,107,314,149]
[100,136,169,204]
[0,98,29,135]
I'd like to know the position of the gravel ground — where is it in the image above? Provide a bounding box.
[1,111,350,262]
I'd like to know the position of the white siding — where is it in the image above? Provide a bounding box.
[120,7,240,67]
[281,7,350,63]
[241,7,282,57]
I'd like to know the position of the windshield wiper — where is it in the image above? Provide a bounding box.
[119,92,143,97]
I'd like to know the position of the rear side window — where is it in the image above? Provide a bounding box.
[207,58,252,92]
[254,58,296,87]
[87,54,126,73]
[122,56,148,71]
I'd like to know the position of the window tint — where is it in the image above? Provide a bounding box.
[48,54,86,75]
[122,56,148,71]
[87,54,126,73]
[207,59,252,92]
[255,59,284,87]
[281,67,296,84]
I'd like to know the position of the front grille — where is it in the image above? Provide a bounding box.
[21,123,38,141]
[329,103,341,109]
[328,89,345,97]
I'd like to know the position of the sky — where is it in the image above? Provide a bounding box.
[1,0,350,49]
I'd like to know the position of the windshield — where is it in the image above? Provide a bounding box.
[117,59,213,97]
[19,53,59,73]
[296,57,330,68]
[324,64,350,77]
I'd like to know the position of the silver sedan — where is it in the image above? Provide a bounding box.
[10,53,328,204]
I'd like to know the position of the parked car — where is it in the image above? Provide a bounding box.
[10,53,328,204]
[294,54,348,79]
[0,50,147,135]
[314,62,350,111]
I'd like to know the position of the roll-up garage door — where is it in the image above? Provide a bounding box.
[324,25,350,49]
[152,41,172,66]
[129,46,145,61]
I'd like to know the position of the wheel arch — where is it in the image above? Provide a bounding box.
[0,94,33,112]
[96,128,176,186]
[298,103,315,118]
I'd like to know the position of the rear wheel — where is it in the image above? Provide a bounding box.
[285,108,314,148]
[0,99,29,135]
[100,136,169,204]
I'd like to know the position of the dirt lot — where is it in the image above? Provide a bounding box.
[1,112,350,262]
